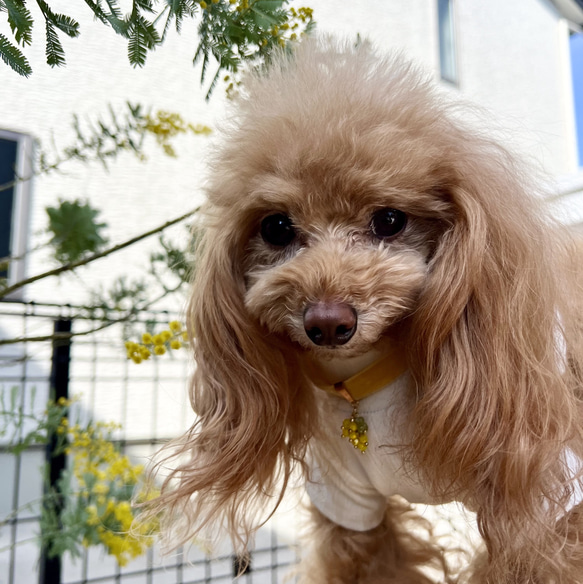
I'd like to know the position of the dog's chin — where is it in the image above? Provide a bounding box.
[301,340,374,361]
[291,327,387,361]
[299,334,397,386]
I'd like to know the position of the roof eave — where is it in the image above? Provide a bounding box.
[552,0,583,25]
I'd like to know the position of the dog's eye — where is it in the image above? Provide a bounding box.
[370,208,407,239]
[260,213,296,247]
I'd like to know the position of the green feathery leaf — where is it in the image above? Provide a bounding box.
[128,20,147,67]
[250,6,279,28]
[107,14,130,37]
[103,0,123,19]
[50,13,80,38]
[36,0,80,38]
[44,20,65,67]
[160,0,195,38]
[160,7,174,40]
[0,31,31,76]
[133,0,155,14]
[97,0,127,37]
[137,14,159,48]
[205,64,222,101]
[255,0,286,7]
[4,0,34,46]
[82,0,109,24]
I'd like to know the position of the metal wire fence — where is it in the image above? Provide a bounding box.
[0,301,300,584]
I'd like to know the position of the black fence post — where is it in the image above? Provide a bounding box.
[233,553,252,577]
[39,318,72,584]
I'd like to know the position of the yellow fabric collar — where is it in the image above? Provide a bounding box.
[308,349,408,405]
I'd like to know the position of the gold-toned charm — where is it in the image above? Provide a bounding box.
[341,402,369,453]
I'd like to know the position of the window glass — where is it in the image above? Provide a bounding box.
[0,138,18,280]
[438,0,457,84]
[570,32,583,167]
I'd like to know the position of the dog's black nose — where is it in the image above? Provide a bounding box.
[303,302,357,346]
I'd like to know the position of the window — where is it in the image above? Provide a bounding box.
[438,0,458,84]
[570,32,583,167]
[0,131,34,294]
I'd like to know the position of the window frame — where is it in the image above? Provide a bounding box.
[0,130,34,298]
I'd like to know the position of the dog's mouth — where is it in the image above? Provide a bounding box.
[303,301,358,348]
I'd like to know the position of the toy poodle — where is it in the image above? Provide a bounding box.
[148,39,583,583]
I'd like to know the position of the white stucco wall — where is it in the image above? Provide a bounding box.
[306,0,439,68]
[455,0,578,175]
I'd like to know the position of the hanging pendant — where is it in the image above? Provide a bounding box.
[341,401,369,453]
[331,382,369,453]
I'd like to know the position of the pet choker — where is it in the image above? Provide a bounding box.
[309,352,407,453]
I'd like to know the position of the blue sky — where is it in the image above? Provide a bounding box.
[571,33,583,166]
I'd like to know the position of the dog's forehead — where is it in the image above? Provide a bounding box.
[242,134,453,225]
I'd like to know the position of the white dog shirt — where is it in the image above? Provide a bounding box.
[306,372,439,531]
[306,372,583,532]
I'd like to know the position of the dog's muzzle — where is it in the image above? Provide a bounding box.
[303,302,357,346]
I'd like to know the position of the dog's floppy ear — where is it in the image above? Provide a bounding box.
[148,218,314,551]
[408,158,583,576]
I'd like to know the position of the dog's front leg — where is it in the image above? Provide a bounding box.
[297,499,450,584]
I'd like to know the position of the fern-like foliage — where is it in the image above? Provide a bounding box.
[36,0,80,67]
[37,1,80,38]
[4,0,33,46]
[0,31,31,76]
[0,0,315,95]
[195,1,315,98]
[127,4,160,67]
[159,0,197,39]
[82,0,109,24]
[44,20,65,67]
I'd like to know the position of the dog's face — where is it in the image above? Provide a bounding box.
[239,132,455,359]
